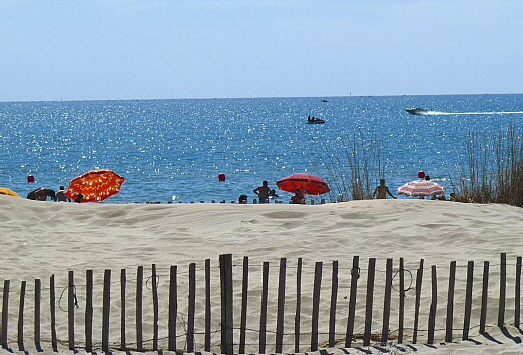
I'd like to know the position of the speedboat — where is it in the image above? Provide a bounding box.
[405,107,431,115]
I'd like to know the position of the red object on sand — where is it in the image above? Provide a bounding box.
[64,169,125,202]
[276,173,330,195]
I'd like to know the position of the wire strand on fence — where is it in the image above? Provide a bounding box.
[57,284,78,312]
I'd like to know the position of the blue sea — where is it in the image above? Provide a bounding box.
[1,94,523,203]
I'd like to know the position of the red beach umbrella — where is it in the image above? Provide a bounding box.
[64,169,125,202]
[276,173,330,195]
[397,180,445,198]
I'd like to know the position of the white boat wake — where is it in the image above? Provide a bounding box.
[422,111,523,115]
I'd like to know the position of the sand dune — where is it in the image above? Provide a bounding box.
[1,196,523,354]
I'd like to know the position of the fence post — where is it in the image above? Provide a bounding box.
[427,266,438,344]
[498,253,507,327]
[17,281,26,351]
[480,261,489,334]
[120,269,126,350]
[34,279,41,351]
[329,260,339,348]
[50,275,57,352]
[152,264,159,351]
[136,266,143,351]
[515,256,522,328]
[413,259,424,344]
[85,270,93,352]
[295,258,303,353]
[68,271,75,350]
[445,261,456,343]
[239,257,248,354]
[168,265,177,351]
[398,258,405,344]
[311,261,323,351]
[363,258,376,346]
[462,261,474,340]
[276,258,287,353]
[102,269,111,352]
[381,258,393,345]
[345,255,360,348]
[206,259,213,352]
[259,262,269,354]
[187,263,196,353]
[219,254,234,355]
[0,280,8,349]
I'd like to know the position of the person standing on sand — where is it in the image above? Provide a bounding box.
[373,179,397,199]
[253,180,272,203]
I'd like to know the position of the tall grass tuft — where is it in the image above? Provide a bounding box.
[451,124,523,206]
[307,133,384,202]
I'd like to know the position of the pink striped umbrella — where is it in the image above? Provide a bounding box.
[397,180,445,197]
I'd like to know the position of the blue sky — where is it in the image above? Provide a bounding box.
[1,0,521,101]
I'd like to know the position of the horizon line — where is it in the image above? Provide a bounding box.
[1,92,522,104]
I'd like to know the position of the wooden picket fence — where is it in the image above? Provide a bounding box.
[0,253,521,353]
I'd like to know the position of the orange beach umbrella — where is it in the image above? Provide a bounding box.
[64,169,125,202]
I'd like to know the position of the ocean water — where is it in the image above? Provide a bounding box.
[1,94,523,203]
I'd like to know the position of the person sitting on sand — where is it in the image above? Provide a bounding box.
[373,179,397,199]
[74,193,84,203]
[27,188,56,201]
[238,194,248,204]
[253,180,272,203]
[55,186,71,202]
[290,190,306,204]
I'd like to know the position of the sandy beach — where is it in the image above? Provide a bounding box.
[1,195,523,354]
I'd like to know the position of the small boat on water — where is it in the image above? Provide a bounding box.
[405,107,432,115]
[307,116,325,124]
[321,99,328,102]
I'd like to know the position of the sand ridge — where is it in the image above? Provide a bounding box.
[1,196,522,280]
